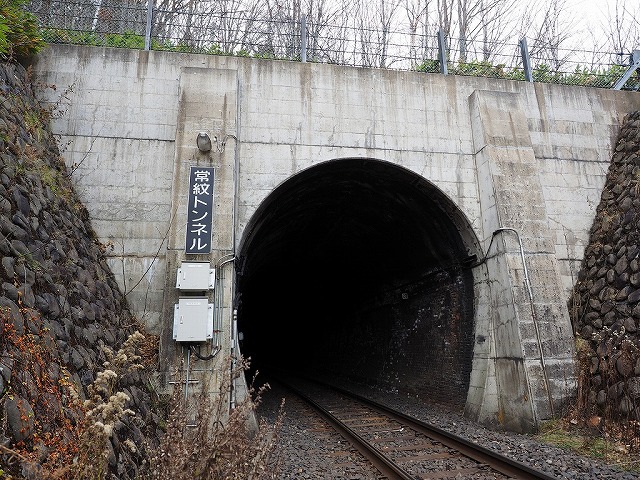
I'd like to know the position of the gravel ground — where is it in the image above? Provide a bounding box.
[257,380,640,479]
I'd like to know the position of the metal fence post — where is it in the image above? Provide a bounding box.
[520,38,533,82]
[612,49,640,90]
[437,29,448,75]
[144,0,154,51]
[300,14,307,62]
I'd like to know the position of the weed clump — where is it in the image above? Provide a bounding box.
[70,331,146,480]
[143,356,283,480]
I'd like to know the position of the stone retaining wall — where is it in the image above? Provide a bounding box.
[0,61,159,478]
[570,111,640,420]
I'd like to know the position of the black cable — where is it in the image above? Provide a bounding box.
[189,343,220,361]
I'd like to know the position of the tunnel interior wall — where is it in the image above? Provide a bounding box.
[236,158,479,410]
[315,268,475,408]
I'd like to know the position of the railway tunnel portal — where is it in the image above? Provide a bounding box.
[236,158,482,410]
[33,45,637,432]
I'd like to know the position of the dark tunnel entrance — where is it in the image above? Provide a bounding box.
[236,158,481,409]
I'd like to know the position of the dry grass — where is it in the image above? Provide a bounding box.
[141,356,283,480]
[536,335,640,475]
[536,417,640,473]
[1,331,283,480]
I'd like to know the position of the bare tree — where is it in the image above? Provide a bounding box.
[477,0,521,62]
[152,0,267,53]
[30,0,98,31]
[404,0,435,65]
[210,0,265,54]
[352,0,402,68]
[518,0,575,71]
[449,0,519,62]
[436,0,454,39]
[154,0,206,48]
[215,0,269,54]
[93,0,147,36]
[305,0,356,64]
[601,0,640,61]
[258,0,301,57]
[30,0,634,75]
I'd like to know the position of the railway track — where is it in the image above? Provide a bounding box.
[276,377,557,480]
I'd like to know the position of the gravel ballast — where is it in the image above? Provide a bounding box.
[258,380,640,479]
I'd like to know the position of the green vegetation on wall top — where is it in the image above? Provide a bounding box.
[36,26,639,90]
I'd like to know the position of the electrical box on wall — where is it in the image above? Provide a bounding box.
[176,262,215,291]
[173,297,214,342]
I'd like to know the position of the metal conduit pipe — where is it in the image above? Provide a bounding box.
[214,254,235,338]
[190,256,235,364]
[214,255,235,354]
[489,227,555,418]
[214,255,236,410]
[227,86,241,411]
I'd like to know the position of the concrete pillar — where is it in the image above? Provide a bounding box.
[468,89,576,432]
[158,67,243,411]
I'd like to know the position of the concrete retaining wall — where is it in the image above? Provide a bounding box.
[33,46,639,319]
[32,44,640,431]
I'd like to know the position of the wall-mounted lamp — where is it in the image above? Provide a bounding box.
[196,132,212,153]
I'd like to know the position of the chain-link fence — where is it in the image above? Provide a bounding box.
[31,0,148,44]
[28,0,640,90]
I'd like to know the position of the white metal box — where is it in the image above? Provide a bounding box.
[176,262,215,291]
[173,297,214,342]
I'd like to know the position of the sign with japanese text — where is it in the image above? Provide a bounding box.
[185,166,214,254]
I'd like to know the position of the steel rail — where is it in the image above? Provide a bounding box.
[273,373,558,480]
[284,381,415,480]
[326,382,558,480]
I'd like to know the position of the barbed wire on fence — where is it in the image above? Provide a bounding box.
[27,0,640,90]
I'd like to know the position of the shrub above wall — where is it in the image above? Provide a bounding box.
[0,0,45,63]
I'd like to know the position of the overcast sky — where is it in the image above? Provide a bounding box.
[566,0,639,52]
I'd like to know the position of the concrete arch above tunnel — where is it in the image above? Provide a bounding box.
[236,158,483,410]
